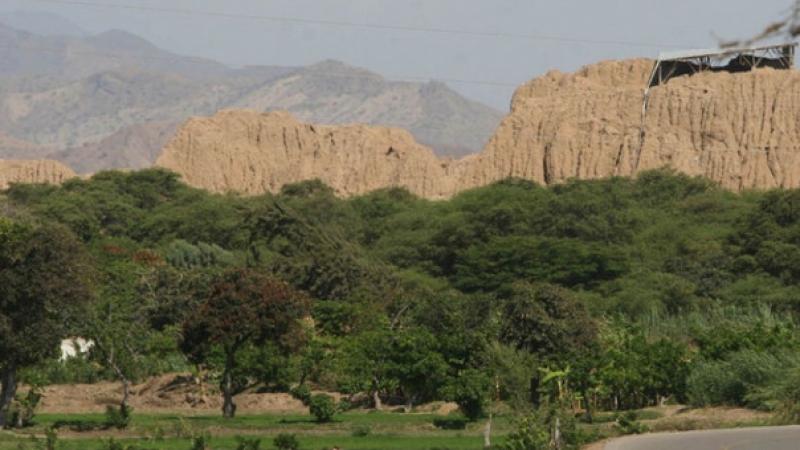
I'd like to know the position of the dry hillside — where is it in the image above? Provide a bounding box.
[158,59,800,198]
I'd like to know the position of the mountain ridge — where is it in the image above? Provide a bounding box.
[0,18,503,171]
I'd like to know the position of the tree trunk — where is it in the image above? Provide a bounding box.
[195,365,209,406]
[120,378,130,410]
[0,364,18,429]
[530,376,540,409]
[483,413,492,449]
[108,356,130,410]
[582,391,593,423]
[221,351,237,419]
[551,416,562,450]
[371,377,383,411]
[403,392,416,413]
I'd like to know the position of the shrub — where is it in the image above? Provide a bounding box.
[273,433,300,450]
[432,417,468,430]
[750,366,800,423]
[496,415,548,450]
[105,404,133,429]
[234,436,261,450]
[190,433,211,450]
[440,369,491,421]
[614,411,648,435]
[44,427,58,450]
[308,394,337,423]
[351,425,371,437]
[9,387,42,428]
[103,438,142,450]
[687,350,789,408]
[337,398,353,412]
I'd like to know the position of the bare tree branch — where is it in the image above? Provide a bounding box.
[720,2,800,48]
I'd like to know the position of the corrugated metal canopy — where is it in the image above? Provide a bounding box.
[657,43,797,61]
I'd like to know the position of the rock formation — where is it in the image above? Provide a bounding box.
[0,159,76,190]
[158,59,800,198]
[156,110,463,198]
[460,59,800,191]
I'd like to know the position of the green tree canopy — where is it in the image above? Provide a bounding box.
[0,220,94,426]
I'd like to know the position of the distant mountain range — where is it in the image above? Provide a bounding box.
[0,10,87,37]
[0,14,503,172]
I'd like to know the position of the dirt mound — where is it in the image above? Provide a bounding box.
[157,60,800,198]
[38,374,313,415]
[0,159,76,190]
[156,110,463,198]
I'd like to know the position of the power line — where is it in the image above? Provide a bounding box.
[0,42,520,88]
[28,0,696,49]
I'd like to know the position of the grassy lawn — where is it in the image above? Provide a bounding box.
[0,434,499,450]
[0,411,514,450]
[0,406,761,449]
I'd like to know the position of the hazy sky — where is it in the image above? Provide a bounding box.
[0,0,793,109]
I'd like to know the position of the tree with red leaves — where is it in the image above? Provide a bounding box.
[180,268,310,418]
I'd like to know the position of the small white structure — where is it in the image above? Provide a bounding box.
[59,337,94,361]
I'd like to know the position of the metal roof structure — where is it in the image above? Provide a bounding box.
[647,42,797,88]
[637,42,797,167]
[656,44,797,62]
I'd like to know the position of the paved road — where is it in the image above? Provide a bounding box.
[604,426,800,450]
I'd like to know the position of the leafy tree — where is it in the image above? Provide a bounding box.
[245,200,398,302]
[454,236,626,293]
[84,241,168,412]
[0,220,93,427]
[180,269,310,418]
[337,328,395,410]
[386,327,448,410]
[500,283,597,361]
[440,368,492,421]
[596,322,691,410]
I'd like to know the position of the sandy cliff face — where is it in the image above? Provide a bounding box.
[0,159,76,189]
[158,60,800,197]
[460,59,800,191]
[156,110,462,198]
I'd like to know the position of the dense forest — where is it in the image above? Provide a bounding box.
[2,169,800,447]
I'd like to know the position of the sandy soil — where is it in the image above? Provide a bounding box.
[38,373,312,415]
[35,373,459,416]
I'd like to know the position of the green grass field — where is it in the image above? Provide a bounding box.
[0,411,514,450]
